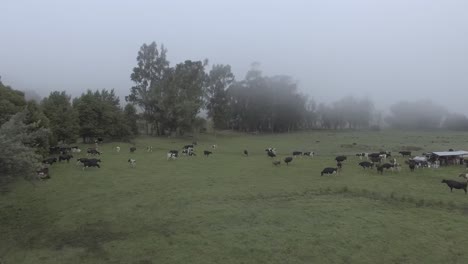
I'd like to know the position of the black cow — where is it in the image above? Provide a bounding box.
[292,151,302,157]
[204,150,212,156]
[368,153,381,158]
[42,157,57,165]
[82,160,100,170]
[243,150,248,156]
[303,151,314,157]
[267,151,276,158]
[284,157,293,165]
[359,161,374,169]
[59,154,73,163]
[36,168,50,180]
[337,161,343,171]
[381,163,394,170]
[87,148,101,155]
[130,147,136,153]
[376,165,384,174]
[399,151,412,157]
[335,156,347,162]
[369,156,382,163]
[321,167,338,176]
[441,179,467,194]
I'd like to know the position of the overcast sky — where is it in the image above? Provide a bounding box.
[1,0,468,113]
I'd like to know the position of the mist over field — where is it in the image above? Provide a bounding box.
[1,0,468,114]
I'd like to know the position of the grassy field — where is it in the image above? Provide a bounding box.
[2,130,468,264]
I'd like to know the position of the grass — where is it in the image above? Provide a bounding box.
[2,130,468,264]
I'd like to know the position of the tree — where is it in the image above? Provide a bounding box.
[161,60,208,134]
[442,113,468,131]
[0,112,50,186]
[41,91,79,144]
[385,100,447,129]
[124,104,139,135]
[127,42,169,135]
[74,89,131,142]
[0,79,27,125]
[206,64,235,129]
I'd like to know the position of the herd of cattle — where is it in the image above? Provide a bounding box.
[37,143,468,194]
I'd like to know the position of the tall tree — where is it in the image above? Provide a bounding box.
[41,91,79,144]
[127,42,169,135]
[160,60,208,134]
[206,64,235,129]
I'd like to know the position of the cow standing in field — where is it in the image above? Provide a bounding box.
[441,179,467,194]
[359,161,374,169]
[292,151,302,157]
[321,167,338,176]
[356,153,368,160]
[303,151,314,157]
[87,148,101,155]
[335,156,347,162]
[399,151,412,157]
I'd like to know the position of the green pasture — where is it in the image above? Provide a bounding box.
[2,130,468,264]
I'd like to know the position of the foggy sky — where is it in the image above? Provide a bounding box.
[1,0,468,113]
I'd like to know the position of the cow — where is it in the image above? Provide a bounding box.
[273,160,281,166]
[59,154,73,163]
[71,146,81,153]
[303,151,314,157]
[359,161,374,169]
[204,150,213,156]
[169,150,179,157]
[321,167,338,176]
[116,146,121,153]
[42,157,57,165]
[337,161,343,171]
[183,144,194,149]
[130,147,136,153]
[167,152,178,160]
[335,156,347,162]
[458,173,468,181]
[266,150,276,158]
[284,157,293,165]
[369,156,382,163]
[243,150,248,156]
[146,146,153,152]
[82,160,100,170]
[441,179,467,194]
[128,159,136,168]
[292,151,302,157]
[265,148,277,155]
[399,151,412,157]
[356,153,368,160]
[211,144,217,149]
[36,167,50,180]
[368,153,381,159]
[87,148,101,155]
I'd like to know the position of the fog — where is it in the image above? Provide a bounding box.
[1,0,468,113]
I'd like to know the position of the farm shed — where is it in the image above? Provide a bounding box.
[431,150,468,166]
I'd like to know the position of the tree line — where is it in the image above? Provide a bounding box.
[2,41,468,185]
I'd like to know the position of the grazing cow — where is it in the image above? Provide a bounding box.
[284,157,293,165]
[59,154,73,163]
[335,156,347,162]
[292,151,302,157]
[321,167,338,176]
[36,168,50,180]
[369,156,382,163]
[42,157,57,165]
[169,150,179,157]
[272,160,281,166]
[116,146,121,153]
[204,150,213,156]
[87,148,101,155]
[146,146,153,152]
[356,153,368,160]
[130,147,136,153]
[458,173,468,181]
[368,153,380,158]
[128,159,136,168]
[71,147,81,153]
[243,150,248,156]
[441,179,467,194]
[303,151,314,157]
[381,163,394,170]
[359,161,374,169]
[167,152,178,160]
[267,150,276,158]
[82,160,100,170]
[337,161,343,171]
[409,163,416,172]
[399,151,412,157]
[265,148,277,155]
